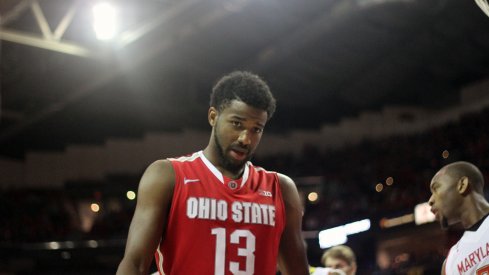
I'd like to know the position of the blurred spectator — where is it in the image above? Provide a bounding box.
[321,245,357,275]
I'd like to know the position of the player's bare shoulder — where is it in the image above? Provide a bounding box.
[277,173,301,203]
[277,173,297,189]
[138,159,176,203]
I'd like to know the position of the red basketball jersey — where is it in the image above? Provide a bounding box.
[154,151,286,275]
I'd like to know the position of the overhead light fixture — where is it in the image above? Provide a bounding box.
[379,214,414,229]
[318,219,371,248]
[414,202,436,225]
[308,192,319,203]
[127,190,136,200]
[92,2,118,40]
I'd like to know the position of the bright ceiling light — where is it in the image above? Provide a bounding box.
[91,203,100,212]
[318,219,371,248]
[92,2,117,40]
[318,226,348,249]
[307,192,318,203]
[127,190,136,200]
[414,202,436,225]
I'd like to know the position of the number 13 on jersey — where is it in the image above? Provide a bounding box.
[211,228,256,275]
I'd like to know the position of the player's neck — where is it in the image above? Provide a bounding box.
[460,195,489,229]
[202,147,245,179]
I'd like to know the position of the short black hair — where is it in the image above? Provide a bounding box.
[210,71,276,119]
[445,161,485,194]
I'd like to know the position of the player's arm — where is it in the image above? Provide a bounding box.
[116,159,175,275]
[441,259,446,275]
[277,173,310,275]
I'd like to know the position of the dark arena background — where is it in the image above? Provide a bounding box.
[1,0,489,274]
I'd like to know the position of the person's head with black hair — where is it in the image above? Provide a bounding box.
[429,161,489,229]
[206,71,276,176]
[210,71,276,119]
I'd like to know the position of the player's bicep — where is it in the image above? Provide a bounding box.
[277,173,309,275]
[121,160,175,272]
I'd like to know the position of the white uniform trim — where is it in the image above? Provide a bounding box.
[198,150,250,188]
[156,244,164,275]
[168,152,200,162]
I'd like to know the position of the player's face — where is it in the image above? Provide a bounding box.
[428,169,462,229]
[325,257,355,275]
[211,100,267,173]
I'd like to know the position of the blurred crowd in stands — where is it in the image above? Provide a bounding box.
[2,107,489,274]
[260,108,489,230]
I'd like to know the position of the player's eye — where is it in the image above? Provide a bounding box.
[253,127,263,134]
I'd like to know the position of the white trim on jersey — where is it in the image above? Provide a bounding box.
[199,150,224,183]
[255,166,275,174]
[198,150,250,187]
[156,244,164,275]
[168,152,200,162]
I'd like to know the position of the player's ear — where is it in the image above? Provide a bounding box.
[457,176,470,195]
[352,263,358,274]
[208,107,218,127]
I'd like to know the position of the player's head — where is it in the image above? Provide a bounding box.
[321,245,357,275]
[208,71,276,173]
[428,161,485,229]
[210,71,276,119]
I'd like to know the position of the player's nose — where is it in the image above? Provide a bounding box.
[237,130,251,145]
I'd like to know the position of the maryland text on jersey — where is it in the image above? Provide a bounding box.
[455,242,489,274]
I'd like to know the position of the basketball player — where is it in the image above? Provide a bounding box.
[116,71,309,274]
[428,161,489,274]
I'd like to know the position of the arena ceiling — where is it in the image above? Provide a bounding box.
[1,0,489,158]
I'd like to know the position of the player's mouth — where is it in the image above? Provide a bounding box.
[229,148,248,161]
